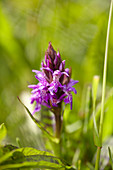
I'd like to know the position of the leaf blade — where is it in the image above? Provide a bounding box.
[0,146,75,170]
[0,123,7,143]
[17,97,59,144]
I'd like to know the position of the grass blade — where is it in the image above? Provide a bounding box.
[108,147,113,170]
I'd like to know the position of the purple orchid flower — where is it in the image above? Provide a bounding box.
[29,42,78,115]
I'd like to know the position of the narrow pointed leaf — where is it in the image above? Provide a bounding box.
[90,88,113,127]
[92,76,101,147]
[92,75,100,104]
[83,85,92,133]
[108,147,113,170]
[0,123,7,143]
[87,162,95,170]
[17,97,59,144]
[93,127,102,147]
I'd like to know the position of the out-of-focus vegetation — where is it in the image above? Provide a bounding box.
[0,0,113,169]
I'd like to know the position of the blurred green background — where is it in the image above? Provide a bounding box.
[0,0,113,168]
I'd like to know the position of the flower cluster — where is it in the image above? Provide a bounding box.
[29,42,78,115]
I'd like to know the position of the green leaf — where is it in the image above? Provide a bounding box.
[87,162,95,170]
[0,146,75,170]
[17,97,59,144]
[93,110,101,147]
[108,147,113,170]
[0,162,64,169]
[92,76,102,147]
[0,123,7,143]
[90,88,113,127]
[93,127,102,147]
[83,85,92,133]
[0,145,18,164]
[92,75,100,104]
[16,137,21,147]
[66,121,82,133]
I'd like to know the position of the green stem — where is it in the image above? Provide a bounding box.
[93,102,98,136]
[99,0,113,140]
[51,106,62,156]
[95,147,101,170]
[54,112,62,156]
[95,0,113,169]
[55,112,62,138]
